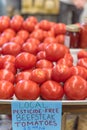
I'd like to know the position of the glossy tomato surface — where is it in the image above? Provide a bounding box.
[64,75,87,100]
[15,80,40,100]
[0,80,14,99]
[40,80,64,100]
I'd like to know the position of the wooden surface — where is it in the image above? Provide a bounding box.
[0,100,87,114]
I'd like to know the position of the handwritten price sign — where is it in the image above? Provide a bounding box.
[11,101,62,130]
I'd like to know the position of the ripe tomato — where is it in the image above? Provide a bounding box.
[40,80,64,100]
[15,80,40,100]
[25,16,38,24]
[26,38,40,45]
[1,31,16,41]
[15,70,32,83]
[44,37,57,43]
[22,41,38,55]
[0,80,14,99]
[11,36,24,46]
[30,68,47,84]
[45,43,69,61]
[17,30,29,41]
[1,55,15,63]
[52,64,71,82]
[2,61,16,74]
[64,53,73,62]
[64,75,87,100]
[0,36,8,47]
[15,52,37,70]
[56,34,65,44]
[37,42,51,52]
[77,49,87,59]
[39,20,51,31]
[30,29,44,42]
[10,15,24,31]
[0,16,10,32]
[0,69,15,83]
[23,20,35,33]
[1,42,21,56]
[42,68,52,80]
[77,58,87,69]
[36,59,53,68]
[36,51,46,60]
[69,66,87,80]
[4,28,16,36]
[57,58,73,67]
[51,23,66,35]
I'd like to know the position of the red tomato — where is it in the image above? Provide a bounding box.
[36,59,53,68]
[40,80,64,100]
[4,28,16,36]
[2,61,16,74]
[15,52,37,70]
[15,80,40,100]
[44,30,55,38]
[77,49,87,59]
[0,16,10,32]
[10,15,24,31]
[51,23,66,35]
[37,42,51,52]
[0,80,14,99]
[11,36,24,46]
[0,69,15,83]
[44,37,57,43]
[64,75,87,100]
[1,55,15,63]
[56,34,65,44]
[22,41,38,55]
[52,64,71,82]
[36,51,46,60]
[57,58,73,67]
[0,36,8,47]
[26,38,40,45]
[1,42,21,56]
[26,16,38,24]
[30,68,47,84]
[42,68,52,80]
[64,53,73,62]
[77,58,87,69]
[1,31,16,41]
[69,66,87,80]
[39,20,51,31]
[30,29,44,42]
[23,20,35,33]
[17,30,29,41]
[45,43,69,61]
[15,70,32,83]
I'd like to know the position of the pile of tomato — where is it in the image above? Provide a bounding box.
[0,15,87,100]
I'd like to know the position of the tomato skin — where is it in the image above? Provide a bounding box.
[15,52,37,70]
[39,20,51,31]
[51,23,66,35]
[10,15,24,31]
[57,58,73,67]
[52,64,71,82]
[44,37,57,43]
[26,38,40,45]
[15,70,32,83]
[17,30,29,41]
[36,59,53,68]
[36,51,46,60]
[0,16,10,32]
[42,68,52,80]
[0,36,8,47]
[11,36,24,46]
[45,43,69,62]
[77,49,87,59]
[26,16,38,24]
[0,69,15,83]
[30,68,47,84]
[15,80,40,100]
[77,58,87,69]
[64,75,87,100]
[1,42,21,56]
[1,55,15,63]
[40,80,64,100]
[0,80,14,99]
[56,34,65,44]
[69,66,87,80]
[22,41,38,55]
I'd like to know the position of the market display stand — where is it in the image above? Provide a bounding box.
[0,100,87,114]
